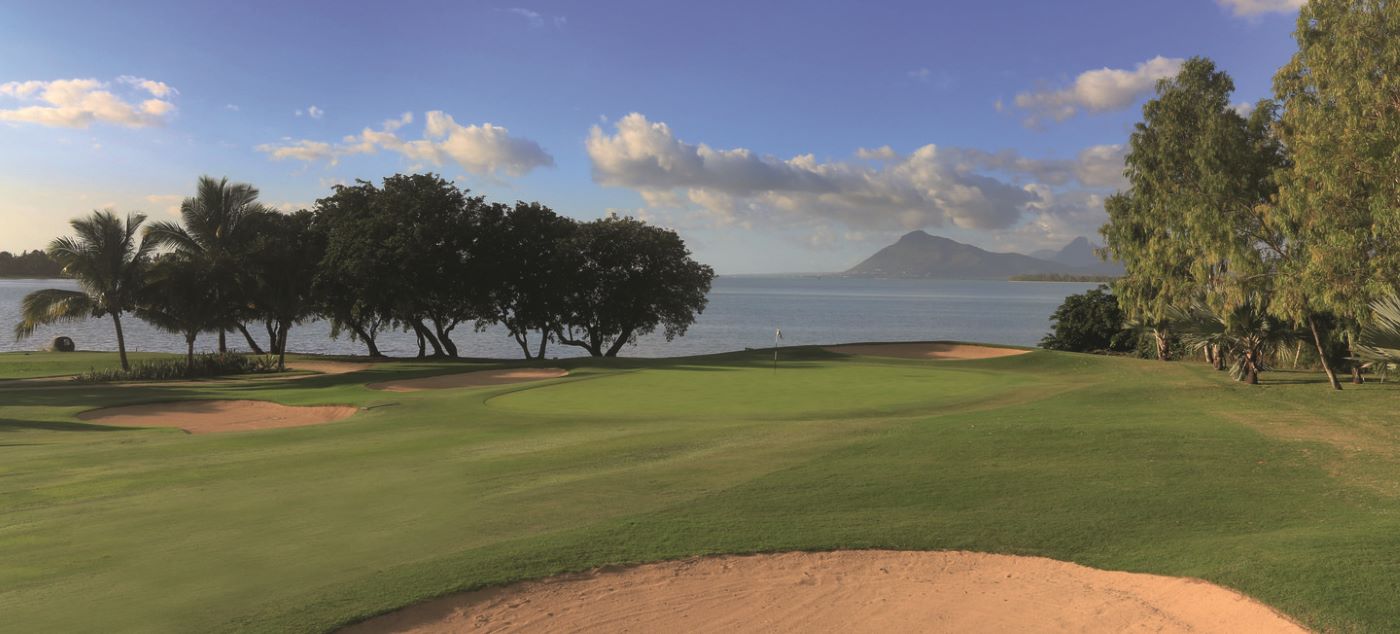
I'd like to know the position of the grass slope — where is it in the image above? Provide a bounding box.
[1,347,1397,632]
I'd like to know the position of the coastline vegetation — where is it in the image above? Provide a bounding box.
[1009,273,1117,283]
[12,175,715,372]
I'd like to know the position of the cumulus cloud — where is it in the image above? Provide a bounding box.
[1012,56,1184,127]
[1217,0,1304,16]
[953,144,1126,189]
[0,77,178,128]
[296,105,324,119]
[504,7,565,29]
[587,113,1043,232]
[257,111,554,177]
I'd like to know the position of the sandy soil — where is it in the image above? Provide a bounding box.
[824,342,1029,360]
[76,400,358,434]
[367,368,568,393]
[286,360,373,377]
[341,550,1306,634]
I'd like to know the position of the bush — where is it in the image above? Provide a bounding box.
[1040,285,1136,353]
[50,336,75,352]
[75,353,282,383]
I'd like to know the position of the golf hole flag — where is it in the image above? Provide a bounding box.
[773,328,782,372]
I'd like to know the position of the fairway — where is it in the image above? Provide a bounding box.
[2,345,1399,632]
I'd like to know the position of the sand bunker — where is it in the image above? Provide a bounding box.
[287,360,372,376]
[367,368,569,393]
[77,400,358,434]
[341,550,1305,634]
[824,342,1029,361]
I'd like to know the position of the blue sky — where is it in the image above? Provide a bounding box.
[0,0,1302,273]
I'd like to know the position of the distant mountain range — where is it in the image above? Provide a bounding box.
[844,231,1123,279]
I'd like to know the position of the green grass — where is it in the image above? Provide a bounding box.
[0,350,180,379]
[1,346,1398,632]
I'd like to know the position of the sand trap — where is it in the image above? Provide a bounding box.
[76,400,358,434]
[824,342,1029,361]
[342,551,1305,634]
[367,368,568,393]
[286,360,372,377]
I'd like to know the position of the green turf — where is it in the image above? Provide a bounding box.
[0,350,181,379]
[1,346,1398,632]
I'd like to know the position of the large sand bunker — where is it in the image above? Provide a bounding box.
[77,400,358,434]
[824,342,1029,361]
[342,550,1305,634]
[367,368,569,393]
[287,360,372,376]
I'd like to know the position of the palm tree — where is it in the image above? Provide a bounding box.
[1355,297,1400,379]
[14,210,154,370]
[1171,293,1297,384]
[144,176,270,352]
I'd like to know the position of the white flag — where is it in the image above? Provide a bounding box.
[775,328,782,340]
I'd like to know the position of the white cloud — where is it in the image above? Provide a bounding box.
[295,105,325,119]
[924,144,1126,190]
[144,194,184,216]
[586,113,1041,232]
[257,111,554,177]
[1012,56,1184,127]
[1231,101,1256,117]
[0,77,178,128]
[908,68,932,81]
[117,76,177,98]
[225,104,240,112]
[1217,0,1304,16]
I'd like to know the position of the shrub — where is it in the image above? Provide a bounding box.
[74,353,282,383]
[50,336,75,352]
[1040,285,1136,353]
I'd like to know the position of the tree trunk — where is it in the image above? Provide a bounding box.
[1308,315,1343,391]
[112,313,130,371]
[277,322,290,371]
[412,319,444,357]
[186,335,195,370]
[604,327,634,358]
[350,323,383,358]
[514,332,533,359]
[1243,351,1259,384]
[236,323,265,355]
[266,320,280,354]
[536,331,549,359]
[218,328,227,353]
[433,320,458,358]
[1346,334,1364,384]
[1153,328,1170,361]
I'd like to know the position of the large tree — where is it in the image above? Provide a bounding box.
[135,256,222,368]
[242,210,325,370]
[1102,57,1287,362]
[554,216,715,357]
[1272,0,1400,387]
[313,180,394,357]
[14,211,154,370]
[144,176,272,353]
[482,201,577,359]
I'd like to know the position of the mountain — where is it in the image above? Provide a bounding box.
[1042,236,1124,275]
[844,231,1122,279]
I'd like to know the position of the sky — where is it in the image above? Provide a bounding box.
[0,0,1305,273]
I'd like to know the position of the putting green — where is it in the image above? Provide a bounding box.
[0,346,1397,633]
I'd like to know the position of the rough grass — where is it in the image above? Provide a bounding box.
[1,347,1398,632]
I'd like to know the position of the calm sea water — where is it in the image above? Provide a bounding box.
[0,276,1097,358]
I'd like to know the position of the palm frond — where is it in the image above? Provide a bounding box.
[14,289,97,340]
[1357,297,1400,362]
[143,220,202,254]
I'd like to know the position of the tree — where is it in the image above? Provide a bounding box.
[1172,292,1297,385]
[13,211,154,370]
[135,256,222,368]
[1356,297,1400,372]
[483,201,577,359]
[1272,0,1400,388]
[1102,58,1287,362]
[554,216,715,357]
[144,176,273,353]
[1040,286,1135,353]
[243,210,325,370]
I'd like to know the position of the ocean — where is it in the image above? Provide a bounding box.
[0,276,1099,358]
